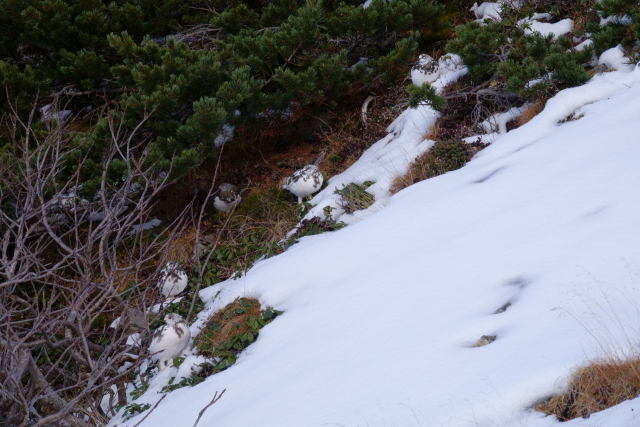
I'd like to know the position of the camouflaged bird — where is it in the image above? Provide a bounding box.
[213,183,241,213]
[158,262,188,299]
[149,313,191,370]
[282,151,325,204]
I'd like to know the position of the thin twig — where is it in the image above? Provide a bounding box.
[192,389,227,427]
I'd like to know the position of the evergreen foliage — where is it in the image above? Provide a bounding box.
[590,0,640,55]
[447,18,593,100]
[1,0,448,191]
[407,82,446,110]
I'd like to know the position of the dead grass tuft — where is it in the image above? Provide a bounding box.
[537,357,640,421]
[507,100,546,131]
[320,82,408,176]
[195,298,262,352]
[196,186,300,284]
[193,297,281,371]
[390,139,487,194]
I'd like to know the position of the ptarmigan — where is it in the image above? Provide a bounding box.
[411,54,439,86]
[213,183,241,213]
[158,262,188,299]
[40,104,72,123]
[149,313,190,370]
[282,152,325,204]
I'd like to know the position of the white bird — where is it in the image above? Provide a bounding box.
[149,313,191,370]
[40,104,72,123]
[411,54,439,87]
[470,1,509,21]
[282,152,325,204]
[437,53,464,73]
[213,183,241,213]
[158,262,188,299]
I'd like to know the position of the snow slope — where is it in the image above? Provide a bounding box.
[115,66,640,426]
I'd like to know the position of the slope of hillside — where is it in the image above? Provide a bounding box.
[114,65,640,426]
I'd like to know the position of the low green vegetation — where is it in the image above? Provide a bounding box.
[335,181,376,213]
[194,298,281,373]
[590,0,640,56]
[129,382,149,401]
[122,403,151,420]
[159,365,214,393]
[200,186,345,285]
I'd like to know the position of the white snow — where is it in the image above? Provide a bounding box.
[575,38,593,52]
[471,1,505,21]
[111,58,640,427]
[519,17,573,38]
[599,45,635,72]
[480,103,530,135]
[600,14,633,26]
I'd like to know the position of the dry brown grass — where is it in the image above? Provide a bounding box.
[390,139,487,194]
[195,298,262,351]
[537,357,640,421]
[320,82,408,176]
[508,100,546,131]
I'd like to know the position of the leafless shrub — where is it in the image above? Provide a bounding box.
[0,101,190,425]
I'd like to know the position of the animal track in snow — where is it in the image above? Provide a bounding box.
[472,335,497,348]
[505,276,530,289]
[472,166,507,184]
[493,301,512,314]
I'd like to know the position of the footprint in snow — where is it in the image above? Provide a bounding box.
[472,166,508,184]
[472,335,497,348]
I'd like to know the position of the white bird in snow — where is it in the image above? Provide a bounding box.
[213,183,241,213]
[411,54,439,87]
[158,262,188,299]
[149,313,191,370]
[282,151,325,204]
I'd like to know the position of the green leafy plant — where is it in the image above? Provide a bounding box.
[335,181,376,214]
[284,216,346,249]
[408,83,447,110]
[159,363,216,392]
[129,382,149,401]
[122,402,151,420]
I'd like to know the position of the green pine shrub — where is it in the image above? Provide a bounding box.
[590,0,640,55]
[1,0,451,192]
[446,18,593,100]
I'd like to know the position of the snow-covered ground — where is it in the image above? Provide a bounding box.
[111,59,640,426]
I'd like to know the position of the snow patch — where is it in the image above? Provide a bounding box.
[519,17,573,38]
[599,45,635,72]
[481,104,531,135]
